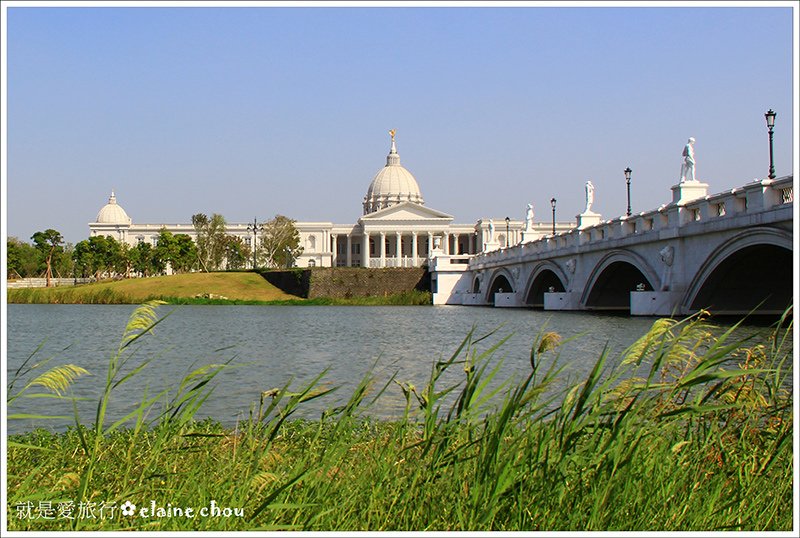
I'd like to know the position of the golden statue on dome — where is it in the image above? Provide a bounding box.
[389,129,396,141]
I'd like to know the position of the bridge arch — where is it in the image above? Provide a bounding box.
[683,228,792,316]
[582,250,660,312]
[523,262,568,308]
[485,268,515,304]
[471,274,482,293]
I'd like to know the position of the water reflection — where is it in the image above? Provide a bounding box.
[6,304,783,434]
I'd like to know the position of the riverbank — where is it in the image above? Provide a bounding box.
[6,303,793,531]
[6,272,432,305]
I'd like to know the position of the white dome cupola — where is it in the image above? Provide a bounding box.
[95,191,132,224]
[363,130,424,214]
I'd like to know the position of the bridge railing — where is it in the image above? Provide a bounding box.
[469,175,793,269]
[679,175,793,225]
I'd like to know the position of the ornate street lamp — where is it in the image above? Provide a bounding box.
[550,198,557,235]
[246,217,263,270]
[765,109,777,179]
[624,167,632,216]
[504,216,510,247]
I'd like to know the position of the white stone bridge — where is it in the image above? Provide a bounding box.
[431,176,794,316]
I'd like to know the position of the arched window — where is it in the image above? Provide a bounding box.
[307,235,316,252]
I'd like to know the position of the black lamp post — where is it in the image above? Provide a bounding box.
[765,109,776,179]
[624,167,632,216]
[504,216,510,247]
[246,217,263,270]
[550,198,557,235]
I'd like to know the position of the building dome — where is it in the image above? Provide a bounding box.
[95,191,131,224]
[363,131,424,214]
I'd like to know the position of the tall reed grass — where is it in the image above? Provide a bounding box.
[6,303,793,531]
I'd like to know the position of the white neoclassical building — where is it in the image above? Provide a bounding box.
[89,132,572,268]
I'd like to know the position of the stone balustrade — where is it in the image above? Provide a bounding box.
[468,176,793,271]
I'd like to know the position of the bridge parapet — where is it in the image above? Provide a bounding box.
[469,176,793,271]
[445,175,792,314]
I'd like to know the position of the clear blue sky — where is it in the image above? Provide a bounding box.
[3,2,797,245]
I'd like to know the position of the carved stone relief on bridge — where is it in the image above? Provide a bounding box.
[659,245,674,291]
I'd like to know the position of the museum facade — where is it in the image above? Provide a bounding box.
[89,133,571,268]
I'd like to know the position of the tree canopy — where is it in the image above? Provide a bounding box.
[192,213,228,271]
[31,229,64,286]
[258,215,303,269]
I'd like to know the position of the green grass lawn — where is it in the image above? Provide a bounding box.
[7,272,433,305]
[7,272,300,304]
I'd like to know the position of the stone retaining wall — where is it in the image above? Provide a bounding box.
[259,268,429,299]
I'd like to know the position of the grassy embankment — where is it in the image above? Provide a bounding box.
[6,272,432,305]
[6,302,793,531]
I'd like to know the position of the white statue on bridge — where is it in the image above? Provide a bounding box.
[584,180,595,213]
[680,137,696,183]
[524,203,534,232]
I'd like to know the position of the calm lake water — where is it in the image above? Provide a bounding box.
[5,304,781,435]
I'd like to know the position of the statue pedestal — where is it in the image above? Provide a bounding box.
[482,240,501,253]
[576,211,602,230]
[520,228,536,243]
[671,180,709,204]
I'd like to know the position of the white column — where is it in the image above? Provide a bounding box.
[427,232,433,257]
[346,235,352,267]
[331,234,338,267]
[380,231,386,268]
[443,232,450,255]
[412,232,418,267]
[362,231,370,267]
[395,232,402,266]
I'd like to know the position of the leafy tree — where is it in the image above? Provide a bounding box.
[152,229,195,275]
[102,237,124,278]
[173,234,198,273]
[72,240,93,278]
[191,213,210,271]
[130,242,155,277]
[55,243,75,279]
[7,237,39,278]
[223,235,250,270]
[154,229,179,274]
[192,213,228,271]
[73,237,102,280]
[31,229,64,287]
[72,236,123,280]
[258,215,303,269]
[116,242,133,278]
